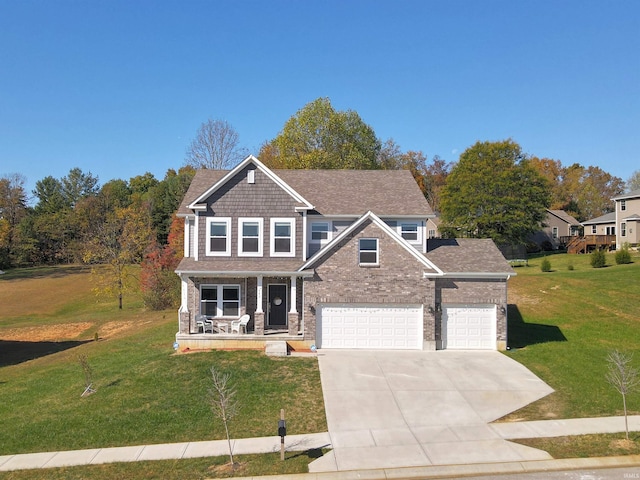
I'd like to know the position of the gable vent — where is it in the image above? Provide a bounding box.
[247,169,255,184]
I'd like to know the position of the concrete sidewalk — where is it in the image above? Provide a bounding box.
[1,417,638,472]
[0,433,331,472]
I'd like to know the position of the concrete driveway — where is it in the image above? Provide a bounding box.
[310,350,555,472]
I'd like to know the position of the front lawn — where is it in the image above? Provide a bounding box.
[504,251,640,421]
[0,266,326,455]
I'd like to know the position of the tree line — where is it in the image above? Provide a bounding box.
[1,97,636,308]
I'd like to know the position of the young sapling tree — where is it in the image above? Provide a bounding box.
[209,366,239,466]
[605,350,640,440]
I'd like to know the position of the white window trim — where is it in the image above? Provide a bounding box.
[310,221,332,243]
[270,217,296,257]
[621,200,626,211]
[359,238,379,266]
[200,284,241,318]
[552,226,558,239]
[591,225,597,234]
[238,217,264,257]
[621,222,626,237]
[206,217,231,256]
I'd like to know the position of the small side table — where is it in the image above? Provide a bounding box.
[216,322,229,334]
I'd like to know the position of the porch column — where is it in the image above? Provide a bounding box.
[178,275,191,334]
[289,276,297,313]
[288,275,299,335]
[254,275,264,335]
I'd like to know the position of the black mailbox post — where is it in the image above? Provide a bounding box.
[279,409,286,460]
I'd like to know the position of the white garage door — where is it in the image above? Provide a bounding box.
[443,305,496,350]
[317,304,423,350]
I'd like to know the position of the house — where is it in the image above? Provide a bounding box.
[174,155,515,352]
[571,189,640,253]
[613,189,640,249]
[530,209,582,250]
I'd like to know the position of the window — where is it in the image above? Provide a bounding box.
[400,223,419,242]
[621,222,626,237]
[311,222,330,241]
[428,229,437,239]
[359,238,379,266]
[238,218,263,256]
[200,285,240,317]
[552,227,558,239]
[621,200,626,211]
[271,218,295,256]
[591,225,597,234]
[206,218,231,256]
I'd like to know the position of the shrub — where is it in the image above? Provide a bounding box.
[540,258,551,272]
[591,249,606,268]
[567,260,574,271]
[615,248,632,265]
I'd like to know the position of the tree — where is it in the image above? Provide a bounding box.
[259,97,381,170]
[627,170,640,192]
[148,167,195,244]
[606,350,640,440]
[61,167,99,207]
[0,174,28,267]
[140,240,180,310]
[33,176,68,213]
[439,139,550,245]
[208,367,239,466]
[574,166,624,220]
[185,119,247,170]
[83,202,154,309]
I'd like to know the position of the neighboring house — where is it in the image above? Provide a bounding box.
[175,156,515,352]
[530,209,581,250]
[613,189,640,249]
[426,216,441,240]
[581,212,616,236]
[568,212,616,253]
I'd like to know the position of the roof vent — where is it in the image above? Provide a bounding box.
[247,169,255,184]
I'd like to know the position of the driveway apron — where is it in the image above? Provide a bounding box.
[310,350,555,472]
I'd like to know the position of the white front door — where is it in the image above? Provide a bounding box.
[317,304,423,350]
[442,305,496,349]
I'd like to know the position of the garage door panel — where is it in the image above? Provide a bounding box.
[318,304,423,350]
[443,305,496,350]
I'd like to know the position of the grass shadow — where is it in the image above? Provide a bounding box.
[0,339,92,367]
[0,265,91,281]
[507,304,567,349]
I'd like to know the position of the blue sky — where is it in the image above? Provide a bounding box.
[1,0,638,197]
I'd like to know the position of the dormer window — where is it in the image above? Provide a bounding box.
[400,223,419,242]
[359,238,379,266]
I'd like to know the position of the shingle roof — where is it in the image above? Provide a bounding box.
[581,212,616,225]
[176,256,306,274]
[177,167,433,217]
[548,209,580,225]
[612,189,640,201]
[425,238,515,275]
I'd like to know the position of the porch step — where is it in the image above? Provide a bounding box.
[265,341,289,357]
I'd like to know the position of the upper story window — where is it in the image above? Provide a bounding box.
[428,229,437,239]
[621,200,626,211]
[359,238,379,266]
[591,225,597,234]
[238,218,263,256]
[200,285,240,317]
[271,218,295,257]
[400,223,419,242]
[311,222,330,242]
[206,217,231,256]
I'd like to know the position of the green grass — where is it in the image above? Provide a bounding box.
[0,266,326,456]
[0,451,327,480]
[515,434,640,459]
[504,251,640,420]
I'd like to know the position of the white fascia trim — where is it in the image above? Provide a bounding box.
[175,269,315,277]
[299,210,444,274]
[188,155,314,210]
[423,271,516,279]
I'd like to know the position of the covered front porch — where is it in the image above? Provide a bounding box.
[176,270,313,350]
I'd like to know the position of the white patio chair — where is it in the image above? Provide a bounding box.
[231,314,250,334]
[196,314,214,334]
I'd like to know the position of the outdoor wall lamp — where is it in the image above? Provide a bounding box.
[428,306,434,314]
[435,303,441,313]
[499,305,506,314]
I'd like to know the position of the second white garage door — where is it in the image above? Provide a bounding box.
[443,305,496,349]
[317,304,423,350]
